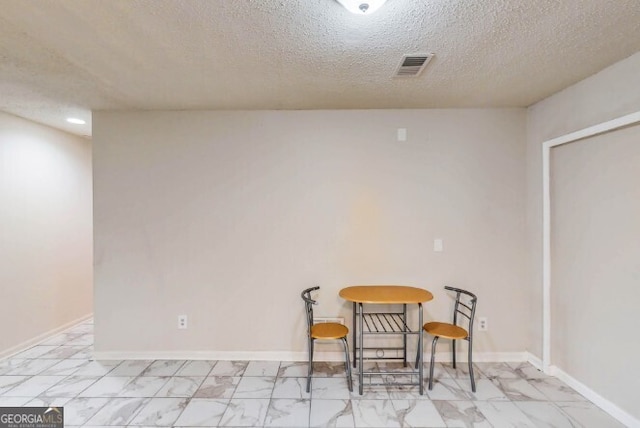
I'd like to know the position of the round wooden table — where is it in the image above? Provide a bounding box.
[339,285,433,304]
[339,285,433,395]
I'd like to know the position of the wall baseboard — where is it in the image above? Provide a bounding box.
[0,313,93,361]
[430,351,530,363]
[548,364,639,428]
[525,353,636,426]
[525,351,543,371]
[93,351,310,361]
[91,350,531,363]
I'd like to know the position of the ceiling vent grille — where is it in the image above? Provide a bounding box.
[394,53,434,78]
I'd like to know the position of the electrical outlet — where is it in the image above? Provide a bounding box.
[178,315,188,329]
[477,317,488,331]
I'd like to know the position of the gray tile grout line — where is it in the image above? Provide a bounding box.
[266,361,280,428]
[70,394,112,426]
[161,368,213,426]
[121,395,153,426]
[219,361,247,426]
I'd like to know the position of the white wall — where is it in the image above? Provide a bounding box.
[551,125,640,420]
[527,52,640,422]
[526,51,640,358]
[93,108,527,357]
[0,112,93,356]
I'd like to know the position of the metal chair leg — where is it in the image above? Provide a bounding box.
[468,338,476,392]
[306,338,313,393]
[342,337,353,392]
[428,336,439,390]
[452,339,457,369]
[415,328,422,370]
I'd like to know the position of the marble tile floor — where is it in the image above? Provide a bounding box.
[0,320,624,427]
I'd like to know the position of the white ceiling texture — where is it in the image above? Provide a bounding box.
[1,0,639,137]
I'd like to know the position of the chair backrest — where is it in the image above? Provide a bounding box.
[301,286,319,335]
[445,286,478,340]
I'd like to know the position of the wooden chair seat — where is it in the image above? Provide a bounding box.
[424,322,468,340]
[311,323,349,340]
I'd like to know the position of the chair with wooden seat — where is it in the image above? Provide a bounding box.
[301,286,353,393]
[418,286,478,392]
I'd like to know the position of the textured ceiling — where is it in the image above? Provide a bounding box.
[1,0,639,137]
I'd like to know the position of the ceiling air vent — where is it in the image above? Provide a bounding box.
[394,53,434,78]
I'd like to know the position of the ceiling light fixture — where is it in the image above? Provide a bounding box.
[336,0,388,14]
[66,118,86,125]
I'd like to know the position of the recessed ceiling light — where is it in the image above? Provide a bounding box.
[66,118,86,125]
[336,0,388,14]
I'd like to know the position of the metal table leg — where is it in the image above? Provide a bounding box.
[403,304,408,367]
[358,302,364,395]
[418,302,424,395]
[352,302,357,368]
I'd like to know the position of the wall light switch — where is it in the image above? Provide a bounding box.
[397,128,407,142]
[433,239,443,252]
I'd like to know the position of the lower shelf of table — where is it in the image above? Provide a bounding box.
[358,371,422,387]
[353,308,424,394]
